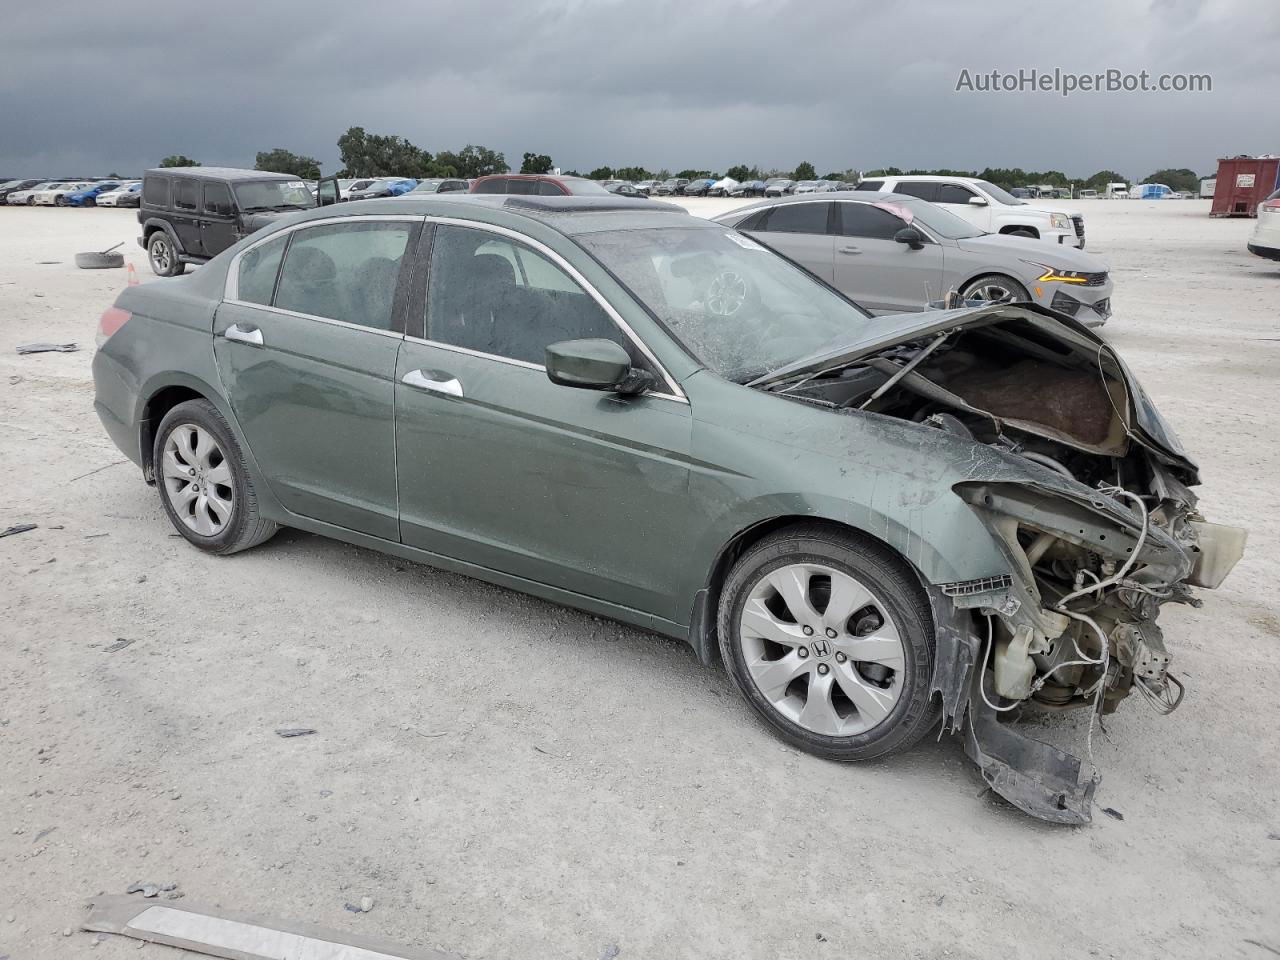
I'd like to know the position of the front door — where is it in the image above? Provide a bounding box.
[935,181,992,231]
[394,223,696,620]
[213,217,419,540]
[832,201,946,313]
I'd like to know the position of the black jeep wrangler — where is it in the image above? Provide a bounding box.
[137,167,338,276]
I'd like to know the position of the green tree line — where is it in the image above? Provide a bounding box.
[163,138,1210,194]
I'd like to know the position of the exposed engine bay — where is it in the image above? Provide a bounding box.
[760,303,1247,822]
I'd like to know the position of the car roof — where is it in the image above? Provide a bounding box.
[143,166,297,182]
[265,193,700,237]
[708,190,918,219]
[880,174,980,184]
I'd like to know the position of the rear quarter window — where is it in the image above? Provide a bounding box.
[143,176,170,206]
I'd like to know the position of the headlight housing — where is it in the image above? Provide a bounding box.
[1022,260,1089,284]
[1048,213,1071,230]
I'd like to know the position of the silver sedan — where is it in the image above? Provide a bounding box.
[713,192,1115,325]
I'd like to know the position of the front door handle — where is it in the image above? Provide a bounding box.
[223,323,264,346]
[838,245,862,255]
[402,369,464,398]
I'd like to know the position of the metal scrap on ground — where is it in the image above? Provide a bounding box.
[16,343,78,354]
[275,728,317,738]
[82,895,461,960]
[0,523,37,538]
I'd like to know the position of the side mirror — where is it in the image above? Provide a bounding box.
[545,339,653,395]
[967,195,989,206]
[894,227,925,250]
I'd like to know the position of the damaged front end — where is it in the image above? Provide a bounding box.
[758,303,1247,823]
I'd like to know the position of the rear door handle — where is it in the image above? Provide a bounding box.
[223,323,263,346]
[402,369,464,398]
[839,245,862,255]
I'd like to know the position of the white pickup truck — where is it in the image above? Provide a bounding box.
[855,174,1086,248]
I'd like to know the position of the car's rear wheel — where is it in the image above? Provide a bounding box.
[154,399,277,555]
[54,194,66,206]
[717,525,939,761]
[959,273,1030,304]
[148,232,185,277]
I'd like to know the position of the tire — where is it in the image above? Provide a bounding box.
[959,273,1030,304]
[75,251,124,269]
[717,524,939,762]
[26,196,35,206]
[54,194,65,206]
[1006,227,1037,239]
[153,399,278,555]
[148,231,185,277]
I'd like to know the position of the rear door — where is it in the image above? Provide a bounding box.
[214,216,420,540]
[832,201,945,313]
[199,181,237,257]
[170,178,203,254]
[393,221,696,619]
[742,201,835,282]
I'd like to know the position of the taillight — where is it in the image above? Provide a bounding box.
[96,306,130,348]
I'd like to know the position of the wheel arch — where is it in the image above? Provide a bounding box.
[141,217,184,252]
[958,270,1032,299]
[136,374,236,483]
[997,223,1040,239]
[687,515,930,667]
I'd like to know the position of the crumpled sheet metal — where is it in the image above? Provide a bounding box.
[83,895,460,960]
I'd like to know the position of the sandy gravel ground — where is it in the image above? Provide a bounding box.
[1,199,1277,960]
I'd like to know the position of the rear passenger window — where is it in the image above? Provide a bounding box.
[736,209,771,232]
[758,202,831,235]
[426,224,627,366]
[473,179,506,194]
[537,180,567,196]
[174,179,199,211]
[143,177,170,206]
[236,234,287,305]
[508,179,538,195]
[274,221,412,331]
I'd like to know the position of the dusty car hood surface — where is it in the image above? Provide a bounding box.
[748,302,1196,478]
[953,234,1109,271]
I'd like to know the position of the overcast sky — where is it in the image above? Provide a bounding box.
[2,0,1274,181]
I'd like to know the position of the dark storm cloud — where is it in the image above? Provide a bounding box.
[1,0,1275,179]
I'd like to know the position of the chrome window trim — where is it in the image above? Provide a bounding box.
[421,216,687,403]
[221,301,405,339]
[223,215,424,303]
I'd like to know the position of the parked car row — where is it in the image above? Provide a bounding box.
[0,178,143,207]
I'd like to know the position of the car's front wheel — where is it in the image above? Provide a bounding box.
[154,399,277,555]
[148,232,185,277]
[717,525,939,761]
[959,273,1030,304]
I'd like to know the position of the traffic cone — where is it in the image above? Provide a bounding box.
[127,261,138,286]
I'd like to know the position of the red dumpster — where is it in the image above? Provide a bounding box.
[1211,156,1280,217]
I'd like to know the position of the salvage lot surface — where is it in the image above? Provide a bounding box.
[1,201,1277,959]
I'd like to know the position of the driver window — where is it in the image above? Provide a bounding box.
[427,225,635,367]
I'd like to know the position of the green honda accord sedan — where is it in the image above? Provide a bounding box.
[92,195,1243,822]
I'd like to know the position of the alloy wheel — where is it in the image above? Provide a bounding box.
[161,424,234,536]
[151,238,172,273]
[738,563,906,736]
[966,281,1018,303]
